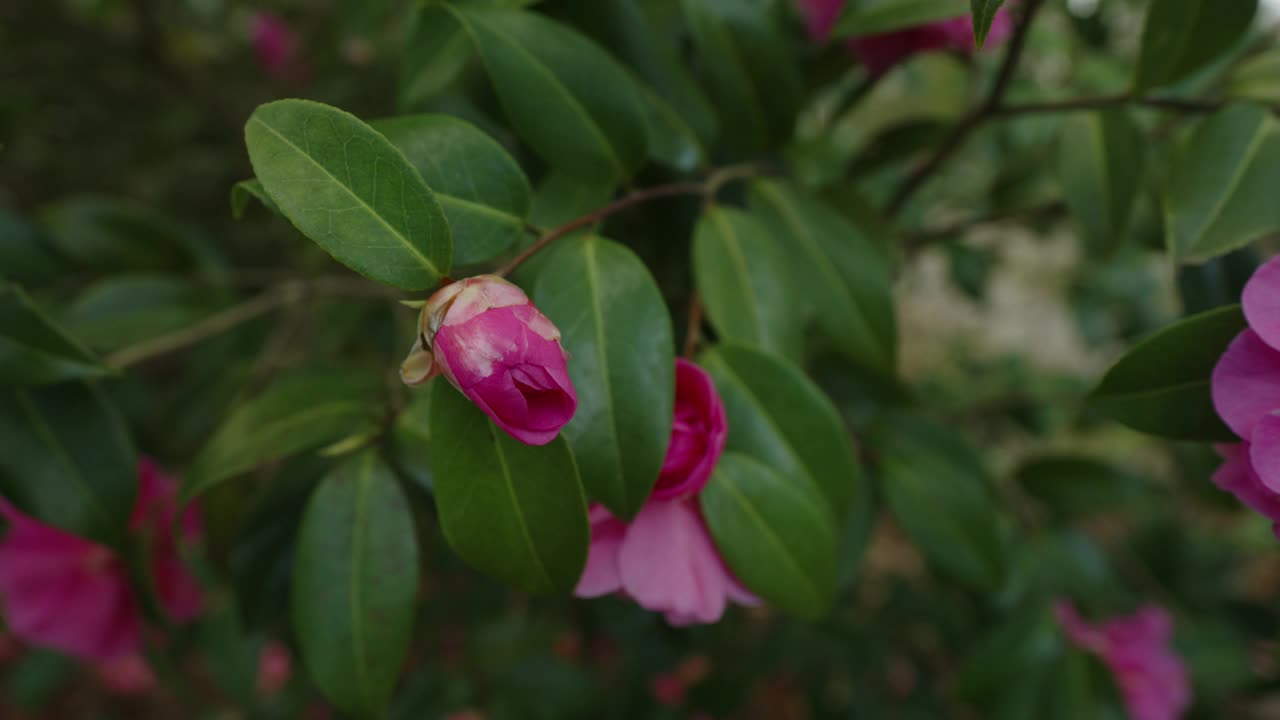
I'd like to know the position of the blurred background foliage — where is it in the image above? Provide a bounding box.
[3,0,1280,718]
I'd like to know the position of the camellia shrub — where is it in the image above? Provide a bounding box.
[3,0,1280,717]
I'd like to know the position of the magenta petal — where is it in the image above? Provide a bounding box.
[1213,443,1280,522]
[618,499,729,626]
[652,359,728,500]
[1243,255,1280,353]
[575,505,627,598]
[795,0,846,41]
[1212,330,1280,439]
[1250,415,1280,493]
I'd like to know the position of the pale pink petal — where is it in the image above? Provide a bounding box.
[1250,414,1280,493]
[575,505,628,598]
[1212,443,1280,525]
[1243,255,1280,353]
[618,499,728,625]
[1211,329,1280,439]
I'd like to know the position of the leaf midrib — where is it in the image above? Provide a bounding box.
[583,240,629,512]
[436,193,525,227]
[248,116,442,276]
[709,210,765,344]
[718,469,826,608]
[1184,113,1272,254]
[491,425,554,590]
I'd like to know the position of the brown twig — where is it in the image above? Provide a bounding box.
[683,292,704,358]
[885,0,1048,217]
[993,94,1249,117]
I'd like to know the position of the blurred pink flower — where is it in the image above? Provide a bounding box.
[1212,255,1280,530]
[794,0,1014,76]
[576,360,758,625]
[402,275,577,446]
[257,640,293,696]
[0,459,203,661]
[96,653,157,695]
[1055,602,1191,720]
[249,12,307,84]
[650,671,687,707]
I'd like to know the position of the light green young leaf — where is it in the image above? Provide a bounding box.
[244,99,452,290]
[230,179,278,219]
[1228,48,1280,103]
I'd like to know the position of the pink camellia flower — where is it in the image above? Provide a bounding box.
[1211,255,1280,530]
[1054,602,1191,720]
[96,653,158,696]
[0,459,203,661]
[575,360,758,625]
[795,0,1014,76]
[248,12,307,84]
[257,641,293,696]
[401,275,577,446]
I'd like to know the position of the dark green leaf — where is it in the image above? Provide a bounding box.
[702,452,836,619]
[244,99,452,290]
[835,0,967,36]
[0,212,62,284]
[399,3,473,109]
[389,386,433,494]
[449,5,648,182]
[1014,456,1146,519]
[1134,0,1256,91]
[693,207,800,362]
[1057,110,1145,255]
[230,179,278,219]
[42,196,215,273]
[970,0,1005,47]
[429,381,588,594]
[533,236,674,519]
[1164,104,1280,263]
[868,414,1009,591]
[682,0,801,155]
[955,605,1063,700]
[0,382,136,546]
[183,369,383,500]
[0,284,109,386]
[64,275,222,352]
[1089,305,1245,441]
[374,114,531,265]
[641,88,708,172]
[748,180,896,374]
[699,345,859,518]
[293,451,418,717]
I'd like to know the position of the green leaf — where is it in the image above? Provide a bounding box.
[682,0,802,155]
[42,196,215,273]
[230,179,278,219]
[0,284,109,386]
[1165,104,1280,263]
[1228,48,1280,103]
[699,345,859,519]
[1014,456,1146,519]
[702,453,836,619]
[293,451,418,717]
[389,386,433,494]
[693,207,800,363]
[0,382,136,546]
[373,114,531,265]
[641,87,708,172]
[748,180,896,374]
[64,275,222,352]
[399,3,473,109]
[449,5,648,182]
[970,0,1005,47]
[244,99,452,290]
[1134,0,1256,91]
[183,369,383,500]
[0,212,63,284]
[1057,110,1145,255]
[955,605,1063,700]
[835,0,967,36]
[868,414,1009,591]
[533,237,674,519]
[1089,305,1245,441]
[429,381,588,594]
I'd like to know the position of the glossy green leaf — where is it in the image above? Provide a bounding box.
[533,236,674,519]
[1228,48,1280,103]
[399,3,472,109]
[868,414,1009,591]
[293,451,418,717]
[244,99,452,290]
[0,382,135,546]
[0,284,108,386]
[1089,305,1245,441]
[970,0,1005,47]
[748,180,896,374]
[449,5,648,182]
[230,179,278,219]
[373,114,531,265]
[1014,456,1146,519]
[64,275,222,352]
[834,0,967,36]
[682,0,801,155]
[693,207,800,362]
[1165,104,1280,263]
[183,370,383,500]
[703,453,836,619]
[1134,0,1256,91]
[700,345,858,518]
[0,212,62,284]
[1057,110,1144,255]
[429,381,588,594]
[641,88,707,172]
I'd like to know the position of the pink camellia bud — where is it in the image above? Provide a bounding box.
[1054,602,1191,720]
[575,360,758,625]
[401,275,577,446]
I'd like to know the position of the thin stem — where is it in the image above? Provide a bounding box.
[994,94,1243,117]
[886,0,1047,217]
[496,181,705,277]
[683,292,704,359]
[904,200,1067,251]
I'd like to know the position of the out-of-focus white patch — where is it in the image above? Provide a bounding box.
[1066,0,1098,16]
